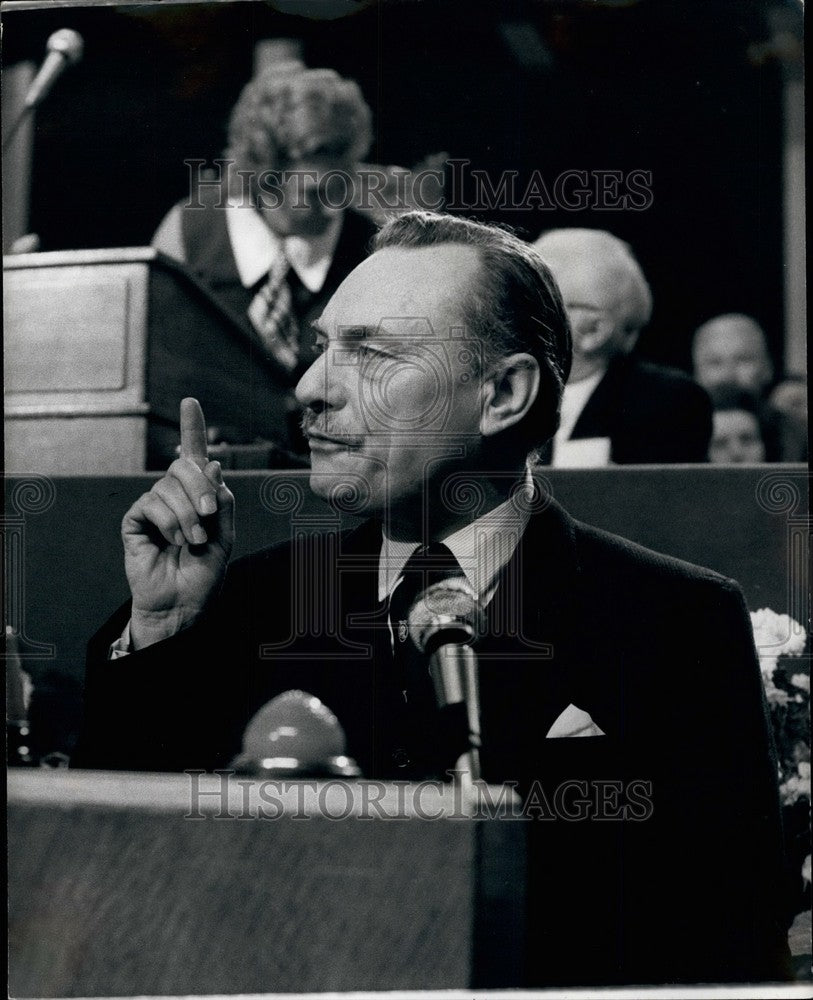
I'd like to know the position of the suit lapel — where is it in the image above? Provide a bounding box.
[477,493,587,782]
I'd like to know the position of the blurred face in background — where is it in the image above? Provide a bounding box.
[545,260,638,382]
[228,66,373,239]
[709,409,766,464]
[254,151,354,238]
[692,317,773,395]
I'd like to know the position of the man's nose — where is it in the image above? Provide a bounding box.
[295,349,343,412]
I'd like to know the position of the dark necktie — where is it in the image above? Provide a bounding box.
[388,542,466,654]
[387,543,471,777]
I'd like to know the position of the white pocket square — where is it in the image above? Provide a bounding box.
[545,703,606,739]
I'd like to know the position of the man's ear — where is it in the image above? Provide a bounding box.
[480,353,541,438]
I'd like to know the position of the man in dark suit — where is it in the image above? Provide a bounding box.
[533,228,711,465]
[76,211,790,985]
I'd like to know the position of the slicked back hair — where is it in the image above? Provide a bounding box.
[373,211,572,451]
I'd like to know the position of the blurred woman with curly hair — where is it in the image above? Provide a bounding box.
[153,62,377,389]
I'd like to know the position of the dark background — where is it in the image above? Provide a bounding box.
[1,0,798,372]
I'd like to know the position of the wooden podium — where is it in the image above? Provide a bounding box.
[8,769,526,997]
[3,249,293,473]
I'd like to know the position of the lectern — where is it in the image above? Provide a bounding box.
[8,769,526,997]
[3,249,293,473]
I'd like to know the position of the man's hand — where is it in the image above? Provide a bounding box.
[122,398,235,650]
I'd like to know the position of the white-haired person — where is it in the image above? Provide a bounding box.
[533,228,712,466]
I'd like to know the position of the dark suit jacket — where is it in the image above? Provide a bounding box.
[75,494,790,985]
[565,355,713,464]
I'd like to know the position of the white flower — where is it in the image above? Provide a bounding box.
[750,608,807,659]
[758,654,779,682]
[780,761,812,805]
[765,682,789,707]
[803,855,811,887]
[790,673,810,693]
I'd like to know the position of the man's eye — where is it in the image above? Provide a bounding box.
[359,343,400,362]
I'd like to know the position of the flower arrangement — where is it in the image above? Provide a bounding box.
[750,608,810,916]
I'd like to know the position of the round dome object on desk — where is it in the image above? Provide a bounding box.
[231,690,361,777]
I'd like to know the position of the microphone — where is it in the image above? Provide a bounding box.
[231,690,361,777]
[24,29,84,110]
[408,578,483,780]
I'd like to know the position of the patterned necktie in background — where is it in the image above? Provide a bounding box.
[247,245,300,375]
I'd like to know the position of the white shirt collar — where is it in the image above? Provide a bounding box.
[377,482,534,606]
[225,197,343,293]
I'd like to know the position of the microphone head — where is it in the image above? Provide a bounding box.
[232,689,361,777]
[47,28,84,64]
[407,577,483,654]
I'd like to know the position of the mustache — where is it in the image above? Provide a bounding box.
[300,412,362,446]
[300,411,325,436]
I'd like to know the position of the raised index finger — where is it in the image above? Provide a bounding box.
[179,397,209,469]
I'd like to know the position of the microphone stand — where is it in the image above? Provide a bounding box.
[407,578,485,792]
[3,30,84,154]
[2,110,31,155]
[429,643,482,782]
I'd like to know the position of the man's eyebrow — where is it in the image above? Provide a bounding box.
[338,325,375,341]
[310,319,372,341]
[330,324,382,343]
[312,321,405,345]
